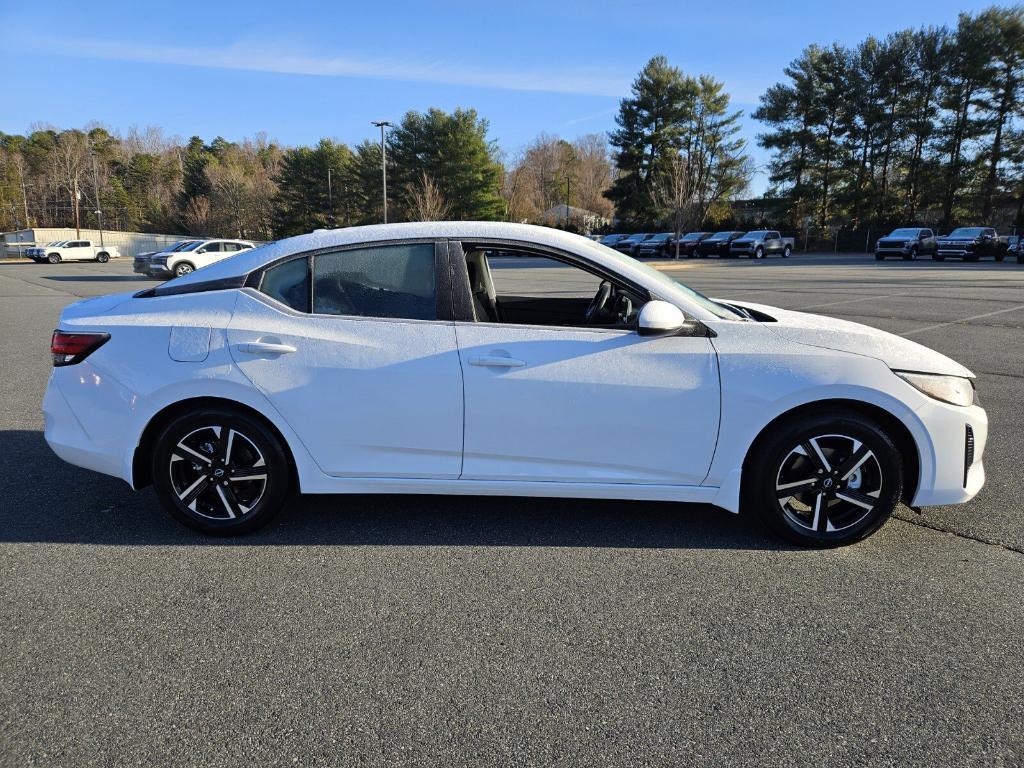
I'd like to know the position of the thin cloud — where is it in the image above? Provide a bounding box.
[32,35,631,97]
[564,107,619,127]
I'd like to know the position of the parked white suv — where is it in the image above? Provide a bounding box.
[146,239,256,278]
[27,240,120,264]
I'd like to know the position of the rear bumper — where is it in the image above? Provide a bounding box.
[43,371,130,482]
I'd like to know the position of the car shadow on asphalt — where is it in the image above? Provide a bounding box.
[0,430,795,551]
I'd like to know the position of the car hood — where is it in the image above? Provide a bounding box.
[721,300,974,378]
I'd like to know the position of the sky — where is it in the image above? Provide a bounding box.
[3,0,999,196]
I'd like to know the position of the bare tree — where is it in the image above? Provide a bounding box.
[52,131,89,235]
[406,171,451,221]
[652,153,693,259]
[182,195,211,236]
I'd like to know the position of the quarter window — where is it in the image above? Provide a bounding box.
[312,243,436,320]
[261,257,310,312]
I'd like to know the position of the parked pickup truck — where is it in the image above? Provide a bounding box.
[27,239,120,264]
[934,227,1005,262]
[729,230,794,258]
[874,228,938,260]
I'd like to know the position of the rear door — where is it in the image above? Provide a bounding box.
[228,241,464,478]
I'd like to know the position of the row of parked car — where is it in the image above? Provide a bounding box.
[132,238,256,278]
[874,227,1024,263]
[598,231,795,259]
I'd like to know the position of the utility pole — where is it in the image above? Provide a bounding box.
[73,178,81,238]
[90,146,104,248]
[565,177,570,228]
[327,165,333,227]
[371,120,393,224]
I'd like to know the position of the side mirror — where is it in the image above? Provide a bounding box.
[637,300,688,337]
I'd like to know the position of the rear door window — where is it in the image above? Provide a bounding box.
[312,243,436,320]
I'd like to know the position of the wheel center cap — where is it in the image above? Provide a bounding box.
[822,477,834,489]
[213,468,225,479]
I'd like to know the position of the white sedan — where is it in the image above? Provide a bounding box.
[43,223,987,545]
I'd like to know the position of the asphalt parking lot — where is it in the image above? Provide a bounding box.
[1,253,1022,767]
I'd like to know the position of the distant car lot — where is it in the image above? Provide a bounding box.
[1,253,1022,766]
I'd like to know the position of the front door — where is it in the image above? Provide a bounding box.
[456,248,720,485]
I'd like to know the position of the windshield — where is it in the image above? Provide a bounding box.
[743,231,768,238]
[948,227,985,238]
[170,240,196,251]
[707,232,732,240]
[888,229,919,238]
[178,241,205,252]
[650,233,671,241]
[599,235,621,244]
[46,241,66,247]
[682,232,706,240]
[623,234,646,242]
[584,239,743,320]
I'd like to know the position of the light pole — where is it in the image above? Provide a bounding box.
[371,120,393,223]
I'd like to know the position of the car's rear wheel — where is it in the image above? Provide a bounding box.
[96,252,110,263]
[782,245,791,258]
[47,253,60,264]
[995,253,1005,262]
[744,411,902,547]
[152,409,291,535]
[174,261,195,277]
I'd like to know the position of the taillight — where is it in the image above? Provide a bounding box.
[51,331,110,367]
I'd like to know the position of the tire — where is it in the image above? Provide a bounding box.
[96,252,110,263]
[754,247,764,259]
[1017,253,1024,264]
[875,253,885,261]
[965,254,979,262]
[903,247,917,261]
[743,410,902,547]
[782,246,791,258]
[995,253,1005,262]
[47,253,60,264]
[933,254,945,261]
[173,261,195,277]
[151,408,291,535]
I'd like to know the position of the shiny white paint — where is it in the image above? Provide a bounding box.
[43,222,987,515]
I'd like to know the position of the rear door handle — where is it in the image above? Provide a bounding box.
[469,355,526,368]
[237,341,297,355]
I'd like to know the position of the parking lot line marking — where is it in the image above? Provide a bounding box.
[798,291,914,310]
[901,304,1024,336]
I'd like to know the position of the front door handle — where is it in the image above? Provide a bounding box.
[237,341,297,355]
[469,355,526,368]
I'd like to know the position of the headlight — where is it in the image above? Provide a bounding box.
[894,371,975,407]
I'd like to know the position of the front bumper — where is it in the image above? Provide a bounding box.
[911,400,988,507]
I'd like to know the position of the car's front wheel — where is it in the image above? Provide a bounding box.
[47,253,60,264]
[173,261,195,277]
[745,411,902,546]
[152,409,291,534]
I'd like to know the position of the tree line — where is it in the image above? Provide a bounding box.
[0,54,759,239]
[756,5,1024,233]
[0,109,510,240]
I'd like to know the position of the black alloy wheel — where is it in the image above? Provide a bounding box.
[745,412,902,546]
[152,409,291,534]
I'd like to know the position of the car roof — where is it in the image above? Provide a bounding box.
[161,222,722,320]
